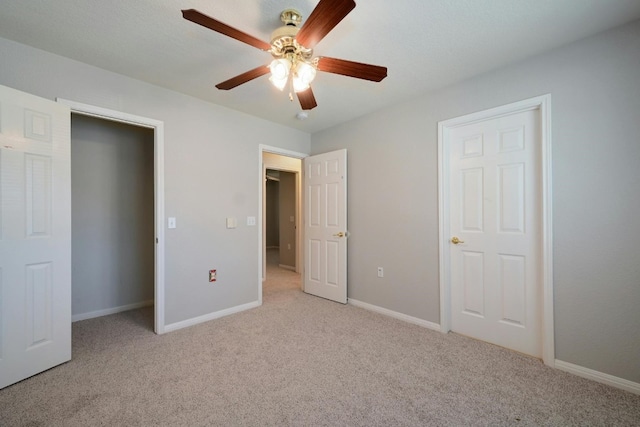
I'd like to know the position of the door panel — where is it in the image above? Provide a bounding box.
[26,262,54,347]
[303,149,347,304]
[0,85,71,389]
[498,163,525,233]
[499,254,526,326]
[461,168,483,232]
[449,109,541,357]
[462,251,484,316]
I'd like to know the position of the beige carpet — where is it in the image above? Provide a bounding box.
[1,252,639,426]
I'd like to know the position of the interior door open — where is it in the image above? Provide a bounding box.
[0,85,72,389]
[303,149,347,304]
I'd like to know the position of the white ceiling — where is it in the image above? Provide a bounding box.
[1,0,640,133]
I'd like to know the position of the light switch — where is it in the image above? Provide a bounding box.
[290,216,295,222]
[247,216,256,226]
[168,217,176,229]
[226,217,237,229]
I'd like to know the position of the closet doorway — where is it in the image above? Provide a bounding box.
[71,114,155,328]
[61,98,166,334]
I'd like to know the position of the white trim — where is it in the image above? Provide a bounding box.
[539,96,554,367]
[164,301,261,333]
[437,94,554,365]
[555,360,640,395]
[72,300,153,322]
[258,144,308,304]
[56,98,166,335]
[348,298,441,332]
[262,145,309,159]
[278,264,296,271]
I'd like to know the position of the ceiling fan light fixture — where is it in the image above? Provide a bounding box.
[269,58,291,90]
[182,2,387,110]
[292,61,317,92]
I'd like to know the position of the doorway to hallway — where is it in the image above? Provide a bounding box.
[263,247,302,297]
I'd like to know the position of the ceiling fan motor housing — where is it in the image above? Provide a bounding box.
[280,9,302,27]
[270,9,313,61]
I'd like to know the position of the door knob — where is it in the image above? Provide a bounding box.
[451,236,464,244]
[333,232,345,238]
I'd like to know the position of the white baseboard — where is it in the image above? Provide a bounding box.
[164,300,261,333]
[72,300,154,322]
[555,359,640,395]
[278,264,296,271]
[348,298,441,332]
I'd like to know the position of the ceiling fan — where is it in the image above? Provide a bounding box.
[182,0,387,111]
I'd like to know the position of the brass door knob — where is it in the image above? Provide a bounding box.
[451,236,464,244]
[333,232,345,238]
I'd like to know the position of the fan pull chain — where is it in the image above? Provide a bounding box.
[288,76,294,102]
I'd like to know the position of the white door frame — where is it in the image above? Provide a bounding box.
[258,144,308,304]
[438,94,554,366]
[57,99,166,334]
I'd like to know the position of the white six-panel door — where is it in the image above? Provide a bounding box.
[303,149,347,304]
[449,109,542,357]
[0,85,71,389]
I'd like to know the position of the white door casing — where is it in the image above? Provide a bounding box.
[438,95,554,365]
[0,85,71,389]
[303,149,348,304]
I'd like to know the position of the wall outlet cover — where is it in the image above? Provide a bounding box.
[209,269,217,282]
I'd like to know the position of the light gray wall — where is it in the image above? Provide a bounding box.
[278,171,296,268]
[0,37,310,325]
[71,114,154,315]
[311,20,640,383]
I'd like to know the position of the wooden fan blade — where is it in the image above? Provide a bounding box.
[297,88,318,110]
[296,0,356,48]
[216,65,270,90]
[317,57,388,82]
[182,9,271,51]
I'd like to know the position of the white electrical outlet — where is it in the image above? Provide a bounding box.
[377,267,384,278]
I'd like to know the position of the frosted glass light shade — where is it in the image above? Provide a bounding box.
[292,61,317,92]
[269,59,291,91]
